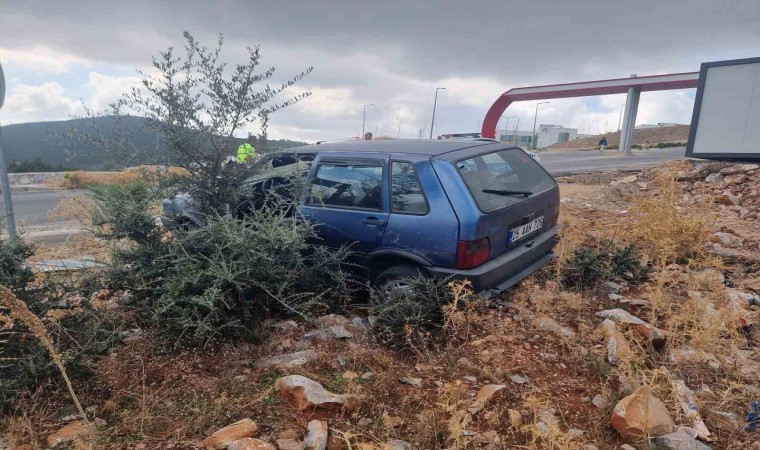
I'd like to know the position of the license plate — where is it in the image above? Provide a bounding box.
[508,216,544,243]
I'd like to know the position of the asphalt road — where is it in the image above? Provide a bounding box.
[0,148,686,236]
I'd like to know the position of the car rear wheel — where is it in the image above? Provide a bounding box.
[375,264,428,294]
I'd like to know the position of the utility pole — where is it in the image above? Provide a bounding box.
[513,118,520,147]
[531,102,549,150]
[501,115,517,142]
[362,104,374,137]
[429,87,446,139]
[0,61,17,241]
[396,117,402,139]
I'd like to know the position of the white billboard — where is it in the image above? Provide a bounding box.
[686,57,760,161]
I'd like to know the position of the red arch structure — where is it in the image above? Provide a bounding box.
[481,72,700,141]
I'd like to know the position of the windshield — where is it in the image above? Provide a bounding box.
[456,148,555,212]
[244,154,314,183]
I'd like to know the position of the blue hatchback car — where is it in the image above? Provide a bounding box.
[162,139,561,294]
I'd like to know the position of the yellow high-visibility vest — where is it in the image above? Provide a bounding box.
[237,143,256,163]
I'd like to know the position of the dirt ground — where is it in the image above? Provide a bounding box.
[4,160,759,450]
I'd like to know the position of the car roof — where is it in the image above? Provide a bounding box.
[279,139,502,157]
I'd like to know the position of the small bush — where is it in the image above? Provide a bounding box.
[655,141,686,149]
[560,240,649,290]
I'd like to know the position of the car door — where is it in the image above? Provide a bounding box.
[299,153,390,255]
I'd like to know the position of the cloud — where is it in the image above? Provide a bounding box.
[85,72,142,111]
[0,47,92,74]
[2,82,81,124]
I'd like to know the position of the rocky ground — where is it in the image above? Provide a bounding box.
[2,160,759,450]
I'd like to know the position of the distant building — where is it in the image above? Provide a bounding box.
[497,124,578,149]
[635,122,684,129]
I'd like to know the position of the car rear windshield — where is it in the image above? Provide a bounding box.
[456,148,555,212]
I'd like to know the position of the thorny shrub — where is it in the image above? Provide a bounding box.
[560,239,649,290]
[91,177,354,349]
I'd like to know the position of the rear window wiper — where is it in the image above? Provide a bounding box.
[482,189,533,197]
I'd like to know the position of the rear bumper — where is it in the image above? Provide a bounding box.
[425,224,560,292]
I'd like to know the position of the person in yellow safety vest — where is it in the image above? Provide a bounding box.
[236,143,256,163]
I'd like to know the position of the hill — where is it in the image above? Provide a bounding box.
[547,125,690,151]
[0,117,308,170]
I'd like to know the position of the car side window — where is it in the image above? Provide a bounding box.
[308,162,383,210]
[391,161,428,215]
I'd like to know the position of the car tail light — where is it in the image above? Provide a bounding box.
[456,237,491,269]
[551,208,560,226]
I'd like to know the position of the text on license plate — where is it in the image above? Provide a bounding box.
[509,216,544,243]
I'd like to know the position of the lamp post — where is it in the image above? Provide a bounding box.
[429,87,446,139]
[531,101,549,150]
[362,104,374,138]
[501,115,517,142]
[0,61,17,241]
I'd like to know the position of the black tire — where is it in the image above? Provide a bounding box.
[375,264,428,293]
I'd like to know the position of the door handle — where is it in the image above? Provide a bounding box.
[362,217,385,226]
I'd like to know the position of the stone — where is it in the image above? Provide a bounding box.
[605,281,624,294]
[272,320,299,330]
[276,439,306,450]
[596,309,667,348]
[229,438,277,450]
[463,375,477,383]
[649,430,712,449]
[610,386,674,443]
[717,191,740,206]
[508,409,523,428]
[304,420,328,450]
[533,316,575,337]
[592,394,609,409]
[383,440,412,450]
[719,163,759,175]
[705,410,741,432]
[597,319,631,366]
[710,232,743,247]
[342,371,358,380]
[256,350,321,370]
[47,421,90,448]
[399,376,422,387]
[723,174,747,184]
[278,430,302,440]
[383,415,404,428]
[316,314,351,328]
[704,173,724,184]
[619,175,638,183]
[203,419,258,449]
[509,374,529,384]
[467,384,508,414]
[669,346,720,370]
[327,325,354,339]
[608,293,623,301]
[360,372,374,380]
[357,417,372,427]
[276,375,362,412]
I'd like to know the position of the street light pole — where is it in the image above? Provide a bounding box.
[0,61,17,241]
[501,115,517,142]
[362,104,374,137]
[531,101,549,150]
[429,87,446,139]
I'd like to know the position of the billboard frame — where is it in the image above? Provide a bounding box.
[685,56,760,161]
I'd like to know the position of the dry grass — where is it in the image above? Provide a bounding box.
[46,165,188,190]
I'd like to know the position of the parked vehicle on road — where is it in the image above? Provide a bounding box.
[161,140,561,293]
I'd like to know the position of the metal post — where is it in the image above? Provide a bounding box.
[619,88,641,155]
[531,102,549,149]
[0,62,16,241]
[429,87,445,139]
[362,104,374,138]
[513,118,520,146]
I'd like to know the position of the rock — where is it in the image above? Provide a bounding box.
[383,440,412,450]
[229,438,276,450]
[508,409,523,428]
[704,173,724,184]
[619,175,638,184]
[342,371,358,380]
[533,316,575,338]
[605,281,624,294]
[203,419,258,449]
[278,430,302,440]
[597,319,631,365]
[724,349,760,382]
[47,421,90,448]
[276,439,306,450]
[710,232,743,247]
[399,376,422,387]
[300,325,354,342]
[669,346,720,370]
[360,372,374,380]
[276,375,362,412]
[463,375,477,383]
[256,350,322,370]
[304,420,328,450]
[596,309,667,348]
[723,174,747,184]
[608,293,623,301]
[592,394,609,409]
[327,325,354,339]
[383,415,404,428]
[649,430,712,449]
[717,191,740,206]
[611,386,674,443]
[720,163,759,175]
[467,384,508,414]
[272,320,299,330]
[509,374,529,384]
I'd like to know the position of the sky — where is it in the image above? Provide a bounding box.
[1,0,759,143]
